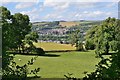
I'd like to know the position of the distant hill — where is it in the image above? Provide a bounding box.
[32,22,50,26]
[32,20,102,28]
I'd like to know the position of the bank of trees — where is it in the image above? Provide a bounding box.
[83,17,120,79]
[85,17,118,54]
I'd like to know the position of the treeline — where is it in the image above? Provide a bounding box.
[83,17,120,79]
[85,17,119,54]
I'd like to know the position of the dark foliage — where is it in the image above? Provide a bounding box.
[36,48,45,55]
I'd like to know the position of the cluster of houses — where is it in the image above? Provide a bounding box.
[32,23,90,44]
[38,28,69,35]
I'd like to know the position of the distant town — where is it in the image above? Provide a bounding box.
[32,21,101,44]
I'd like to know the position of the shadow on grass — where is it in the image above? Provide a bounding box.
[10,52,60,57]
[102,52,117,55]
[27,78,68,80]
[10,50,90,57]
[45,50,76,53]
[40,54,60,57]
[27,76,41,80]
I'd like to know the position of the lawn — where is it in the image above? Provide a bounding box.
[14,50,100,78]
[34,42,76,51]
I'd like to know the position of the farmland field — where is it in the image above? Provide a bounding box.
[59,21,80,27]
[14,50,100,78]
[34,42,76,51]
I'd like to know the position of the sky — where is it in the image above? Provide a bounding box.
[1,0,119,22]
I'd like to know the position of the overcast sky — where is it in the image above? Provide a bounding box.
[1,0,119,22]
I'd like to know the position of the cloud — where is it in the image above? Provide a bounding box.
[1,2,10,5]
[73,2,96,10]
[80,11,114,20]
[106,2,117,8]
[43,1,70,10]
[1,0,39,2]
[15,1,117,21]
[20,7,43,22]
[43,0,119,2]
[15,2,36,9]
[44,13,63,21]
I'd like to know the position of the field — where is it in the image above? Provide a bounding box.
[59,21,80,27]
[34,42,76,51]
[14,50,100,78]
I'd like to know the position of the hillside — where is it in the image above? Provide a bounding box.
[32,20,101,28]
[32,20,101,43]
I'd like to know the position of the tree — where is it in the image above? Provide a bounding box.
[85,17,118,54]
[1,6,40,79]
[23,31,39,53]
[70,30,85,51]
[96,17,117,54]
[83,18,120,79]
[85,26,97,50]
[11,13,31,53]
[0,6,14,69]
[1,6,33,68]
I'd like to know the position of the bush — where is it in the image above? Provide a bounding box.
[76,42,86,51]
[36,48,45,55]
[85,41,95,50]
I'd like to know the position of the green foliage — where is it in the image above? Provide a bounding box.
[22,31,39,53]
[83,17,120,79]
[12,13,32,53]
[1,6,41,79]
[85,40,95,50]
[70,30,86,51]
[85,26,97,50]
[35,48,45,55]
[0,6,13,69]
[2,56,40,80]
[85,17,118,55]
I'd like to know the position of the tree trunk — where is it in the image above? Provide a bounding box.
[105,42,109,54]
[18,45,21,53]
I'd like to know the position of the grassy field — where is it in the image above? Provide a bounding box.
[14,50,100,78]
[34,42,76,51]
[59,21,80,27]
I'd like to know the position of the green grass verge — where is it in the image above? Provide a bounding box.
[14,50,100,78]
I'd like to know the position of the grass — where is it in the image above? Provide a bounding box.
[34,42,76,51]
[14,50,100,78]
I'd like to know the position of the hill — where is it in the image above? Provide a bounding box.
[32,20,101,28]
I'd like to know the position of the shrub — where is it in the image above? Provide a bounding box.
[36,48,45,55]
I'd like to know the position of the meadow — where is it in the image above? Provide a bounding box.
[34,42,76,51]
[59,21,80,27]
[14,50,100,78]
